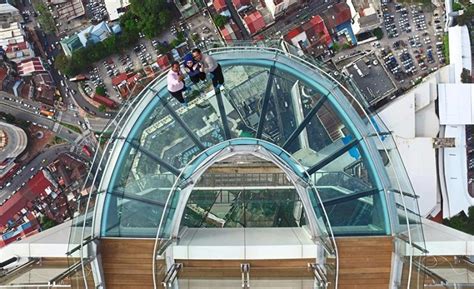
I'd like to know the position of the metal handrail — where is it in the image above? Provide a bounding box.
[72,45,425,289]
[161,263,182,288]
[241,263,250,289]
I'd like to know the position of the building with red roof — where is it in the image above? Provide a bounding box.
[220,22,243,43]
[232,0,250,10]
[17,57,46,76]
[321,3,357,45]
[92,93,117,108]
[157,54,171,70]
[111,72,128,87]
[4,41,34,63]
[0,67,7,90]
[0,170,55,231]
[244,11,266,35]
[213,0,227,13]
[112,72,140,98]
[32,73,55,106]
[284,15,333,57]
[321,3,352,30]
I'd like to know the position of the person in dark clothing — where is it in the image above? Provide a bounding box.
[183,53,206,84]
[192,48,224,89]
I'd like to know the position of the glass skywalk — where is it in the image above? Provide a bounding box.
[66,44,427,289]
[97,48,395,239]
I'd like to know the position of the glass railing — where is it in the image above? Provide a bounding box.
[65,43,426,289]
[153,138,338,289]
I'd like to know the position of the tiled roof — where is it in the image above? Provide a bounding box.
[285,27,303,41]
[111,72,127,86]
[213,0,227,13]
[232,0,250,9]
[244,11,266,34]
[157,54,170,69]
[0,171,53,229]
[322,2,352,30]
[17,57,46,76]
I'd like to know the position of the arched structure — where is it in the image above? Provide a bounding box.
[69,45,426,289]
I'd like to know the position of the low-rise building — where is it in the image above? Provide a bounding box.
[53,0,85,22]
[0,22,34,64]
[0,3,21,27]
[156,54,171,70]
[111,72,139,98]
[243,10,266,35]
[16,57,46,76]
[174,0,199,19]
[32,72,56,106]
[284,15,332,57]
[348,0,381,35]
[60,22,118,57]
[213,0,227,13]
[264,0,298,19]
[321,3,357,46]
[220,21,243,43]
[104,0,130,21]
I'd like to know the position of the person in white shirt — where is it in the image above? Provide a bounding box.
[167,61,186,104]
[192,48,224,89]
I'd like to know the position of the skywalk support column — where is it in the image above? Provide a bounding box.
[215,87,231,140]
[256,65,276,139]
[160,97,206,151]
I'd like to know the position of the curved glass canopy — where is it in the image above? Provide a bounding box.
[94,47,405,239]
[64,45,427,289]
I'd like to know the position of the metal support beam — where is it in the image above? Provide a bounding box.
[108,190,166,208]
[126,139,181,176]
[215,87,231,140]
[321,189,379,207]
[307,139,359,175]
[160,98,206,151]
[283,94,328,150]
[256,65,276,139]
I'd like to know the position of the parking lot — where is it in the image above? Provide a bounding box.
[378,2,446,87]
[186,12,221,49]
[79,13,221,102]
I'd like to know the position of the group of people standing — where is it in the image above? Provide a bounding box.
[167,48,225,105]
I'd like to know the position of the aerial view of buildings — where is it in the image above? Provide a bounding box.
[0,0,473,287]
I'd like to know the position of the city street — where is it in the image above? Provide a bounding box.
[0,101,81,143]
[0,91,109,132]
[257,0,340,39]
[0,144,72,203]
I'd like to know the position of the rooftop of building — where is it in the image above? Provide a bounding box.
[1,44,474,289]
[0,121,27,165]
[244,10,266,34]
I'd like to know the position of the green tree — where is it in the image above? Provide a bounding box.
[98,104,106,112]
[0,112,16,123]
[95,86,106,95]
[213,15,228,28]
[125,0,173,38]
[33,1,56,34]
[443,206,474,235]
[54,53,71,75]
[40,216,57,230]
[452,2,462,11]
[176,31,185,42]
[457,4,474,25]
[461,68,472,83]
[373,28,384,40]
